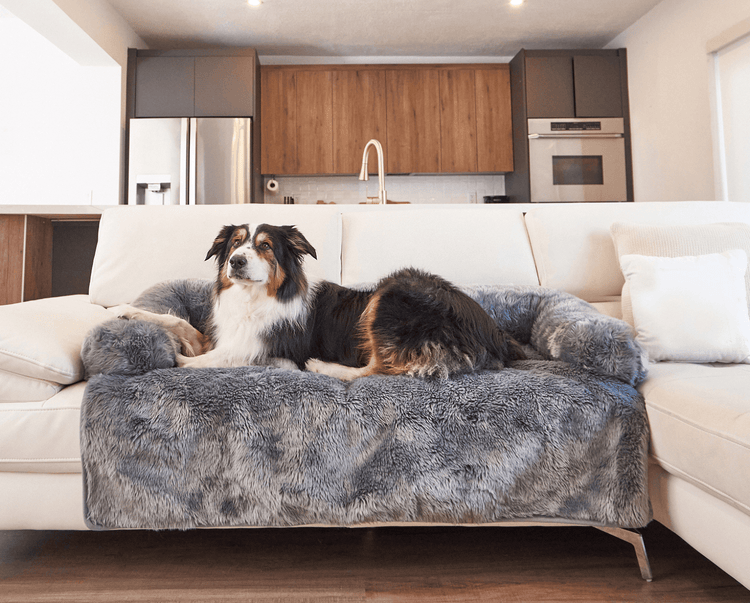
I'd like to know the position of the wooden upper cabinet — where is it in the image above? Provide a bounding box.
[261,69,297,174]
[332,70,386,174]
[259,64,513,175]
[439,69,477,173]
[475,68,513,172]
[195,56,256,117]
[386,69,440,174]
[135,56,195,117]
[297,70,334,175]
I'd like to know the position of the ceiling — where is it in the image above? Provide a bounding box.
[103,0,663,59]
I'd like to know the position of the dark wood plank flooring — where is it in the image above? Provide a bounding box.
[0,522,747,602]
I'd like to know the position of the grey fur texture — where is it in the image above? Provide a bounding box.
[81,318,180,379]
[80,280,650,531]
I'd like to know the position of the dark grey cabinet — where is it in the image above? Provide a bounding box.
[130,50,258,118]
[194,56,256,117]
[523,52,624,118]
[135,56,195,117]
[525,56,576,118]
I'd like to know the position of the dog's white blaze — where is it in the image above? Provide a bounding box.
[228,243,270,283]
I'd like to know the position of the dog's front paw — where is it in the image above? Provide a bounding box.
[171,323,208,357]
[269,358,299,371]
[176,353,196,368]
[305,358,326,373]
[108,304,139,320]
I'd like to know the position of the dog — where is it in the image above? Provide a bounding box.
[112,223,525,380]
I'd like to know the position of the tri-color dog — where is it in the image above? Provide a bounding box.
[113,223,525,380]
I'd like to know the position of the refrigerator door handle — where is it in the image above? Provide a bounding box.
[188,117,197,205]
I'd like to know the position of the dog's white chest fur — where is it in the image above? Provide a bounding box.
[209,284,305,366]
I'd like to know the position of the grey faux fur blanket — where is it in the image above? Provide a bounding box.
[80,281,651,530]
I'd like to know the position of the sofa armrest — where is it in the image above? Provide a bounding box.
[0,295,113,388]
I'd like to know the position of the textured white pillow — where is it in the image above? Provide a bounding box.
[619,250,750,363]
[610,222,750,326]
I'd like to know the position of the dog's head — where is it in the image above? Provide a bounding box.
[206,223,317,301]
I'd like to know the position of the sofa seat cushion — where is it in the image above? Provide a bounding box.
[340,206,540,287]
[89,205,344,307]
[0,382,85,473]
[641,362,750,514]
[0,295,114,393]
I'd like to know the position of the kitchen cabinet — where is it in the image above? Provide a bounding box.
[261,69,334,175]
[439,69,478,173]
[0,215,51,305]
[134,56,195,118]
[333,70,386,175]
[261,69,297,174]
[260,64,513,176]
[1,211,103,305]
[523,51,624,118]
[475,68,514,172]
[297,70,335,174]
[194,56,256,117]
[385,69,440,173]
[130,49,258,118]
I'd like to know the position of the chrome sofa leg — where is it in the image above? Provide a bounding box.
[596,526,653,581]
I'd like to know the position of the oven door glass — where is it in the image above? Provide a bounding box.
[528,136,627,202]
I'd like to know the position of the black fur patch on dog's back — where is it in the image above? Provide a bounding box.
[360,268,525,378]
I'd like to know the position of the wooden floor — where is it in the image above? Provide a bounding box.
[0,522,747,602]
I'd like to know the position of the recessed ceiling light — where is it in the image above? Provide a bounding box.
[510,0,524,5]
[247,0,262,6]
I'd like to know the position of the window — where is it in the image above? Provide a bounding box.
[713,33,750,203]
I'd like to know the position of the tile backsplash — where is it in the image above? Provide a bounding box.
[263,174,506,205]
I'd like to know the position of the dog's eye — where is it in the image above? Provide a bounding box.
[259,242,271,251]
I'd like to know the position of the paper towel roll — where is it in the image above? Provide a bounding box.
[266,179,279,193]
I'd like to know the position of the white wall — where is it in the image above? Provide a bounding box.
[0,0,144,206]
[608,0,750,202]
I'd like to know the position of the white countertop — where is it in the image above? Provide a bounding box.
[0,205,112,218]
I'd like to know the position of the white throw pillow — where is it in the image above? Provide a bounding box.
[0,295,114,386]
[610,222,750,326]
[619,250,750,363]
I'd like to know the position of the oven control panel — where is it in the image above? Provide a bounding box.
[551,121,602,131]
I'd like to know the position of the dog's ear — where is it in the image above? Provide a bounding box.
[282,225,317,260]
[206,224,242,262]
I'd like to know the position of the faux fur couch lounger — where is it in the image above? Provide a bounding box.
[2,201,750,589]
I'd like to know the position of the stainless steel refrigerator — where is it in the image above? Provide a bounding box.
[127,117,253,205]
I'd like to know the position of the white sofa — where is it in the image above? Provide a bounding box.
[1,201,749,589]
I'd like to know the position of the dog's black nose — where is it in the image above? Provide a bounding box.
[229,255,247,269]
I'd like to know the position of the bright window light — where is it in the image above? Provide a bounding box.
[248,0,262,6]
[510,0,524,5]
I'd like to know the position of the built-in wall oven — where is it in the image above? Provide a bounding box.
[527,117,628,202]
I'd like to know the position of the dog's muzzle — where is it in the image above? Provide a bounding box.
[228,254,249,279]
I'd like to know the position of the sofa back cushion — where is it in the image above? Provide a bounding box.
[340,205,540,287]
[89,205,343,307]
[524,201,750,302]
